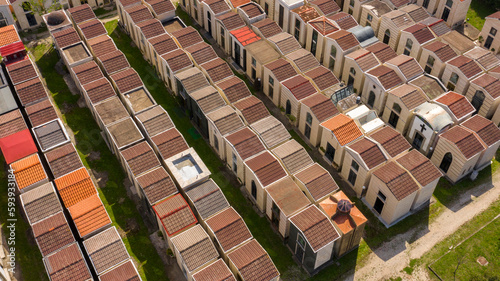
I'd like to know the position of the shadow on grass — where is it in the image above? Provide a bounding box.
[34,46,167,281]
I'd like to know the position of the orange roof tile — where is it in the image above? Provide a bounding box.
[54,168,97,207]
[11,154,47,191]
[321,114,362,146]
[68,194,111,237]
[0,25,21,47]
[230,26,261,46]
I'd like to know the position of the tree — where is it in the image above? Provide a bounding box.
[22,0,61,16]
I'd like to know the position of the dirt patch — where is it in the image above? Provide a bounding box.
[126,218,140,234]
[149,232,186,281]
[88,151,101,161]
[91,170,108,188]
[77,95,87,108]
[59,102,76,114]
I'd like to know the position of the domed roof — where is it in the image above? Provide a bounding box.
[337,199,352,213]
[47,12,66,26]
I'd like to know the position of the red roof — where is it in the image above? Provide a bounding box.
[0,41,24,57]
[0,129,38,164]
[230,26,261,46]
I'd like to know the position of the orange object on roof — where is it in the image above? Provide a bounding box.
[10,154,47,191]
[230,26,261,46]
[68,194,111,238]
[319,191,367,234]
[321,114,363,146]
[54,167,97,208]
[0,25,21,47]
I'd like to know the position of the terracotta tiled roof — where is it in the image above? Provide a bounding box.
[81,77,115,104]
[11,154,47,191]
[192,259,236,281]
[294,163,338,201]
[435,92,474,120]
[205,0,230,14]
[137,18,165,39]
[88,35,117,57]
[227,239,279,281]
[397,150,442,186]
[327,29,359,51]
[6,59,37,85]
[290,205,339,251]
[185,42,218,65]
[186,180,229,220]
[367,65,403,90]
[408,74,446,100]
[21,183,63,225]
[72,61,104,86]
[423,41,457,62]
[226,127,265,161]
[245,151,287,187]
[217,12,246,32]
[268,33,301,55]
[250,116,291,148]
[94,98,128,129]
[206,207,252,252]
[386,55,423,80]
[216,76,251,103]
[310,0,340,16]
[308,16,338,35]
[0,109,27,138]
[487,11,500,19]
[348,137,386,169]
[387,0,409,8]
[67,194,111,238]
[321,114,363,146]
[282,75,317,101]
[272,140,313,174]
[83,227,129,275]
[366,42,397,63]
[384,10,415,29]
[154,194,197,236]
[44,243,92,281]
[233,96,270,124]
[137,166,177,206]
[292,4,320,22]
[264,58,297,82]
[302,93,338,122]
[176,68,211,95]
[78,19,107,40]
[118,0,141,7]
[400,4,429,23]
[135,105,174,137]
[447,56,483,79]
[403,23,435,44]
[110,68,143,93]
[0,25,20,47]
[239,2,264,18]
[287,49,321,72]
[32,212,74,256]
[67,4,96,24]
[328,12,358,30]
[121,141,160,176]
[162,49,193,73]
[149,33,178,56]
[190,86,226,114]
[229,0,250,8]
[201,58,233,83]
[440,126,485,159]
[347,49,379,72]
[206,106,245,136]
[230,26,261,46]
[171,27,204,48]
[145,0,175,15]
[424,18,450,37]
[464,47,500,71]
[252,18,282,38]
[14,77,48,106]
[54,167,97,207]
[304,65,339,91]
[107,117,144,149]
[171,225,219,272]
[369,126,410,158]
[45,142,84,179]
[461,115,500,146]
[152,128,189,160]
[472,74,500,99]
[373,161,419,200]
[126,5,154,24]
[267,176,311,216]
[99,260,141,281]
[52,27,81,49]
[97,50,130,75]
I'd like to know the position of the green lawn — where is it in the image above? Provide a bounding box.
[31,44,167,281]
[0,155,48,281]
[466,0,494,31]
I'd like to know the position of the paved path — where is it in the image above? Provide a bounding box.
[343,172,500,281]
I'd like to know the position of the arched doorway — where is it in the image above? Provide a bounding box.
[285,100,291,115]
[251,180,257,199]
[367,91,376,108]
[383,29,390,44]
[439,152,453,173]
[471,90,485,113]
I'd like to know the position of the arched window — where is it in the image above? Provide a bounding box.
[306,112,313,125]
[251,180,257,199]
[471,90,485,113]
[329,45,337,70]
[22,2,32,12]
[404,39,413,55]
[392,103,401,114]
[383,29,390,44]
[350,67,356,76]
[389,103,401,127]
[286,100,291,115]
[367,91,376,108]
[439,152,453,173]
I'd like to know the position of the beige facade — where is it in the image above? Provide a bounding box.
[245,40,280,82]
[343,0,369,22]
[418,42,457,79]
[322,32,360,78]
[0,4,15,27]
[274,0,303,33]
[359,1,391,36]
[435,0,471,29]
[341,148,373,197]
[298,100,331,147]
[416,0,439,15]
[341,49,379,95]
[441,60,483,95]
[206,106,245,160]
[361,69,401,116]
[480,16,500,54]
[464,74,500,119]
[396,29,435,60]
[377,11,415,51]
